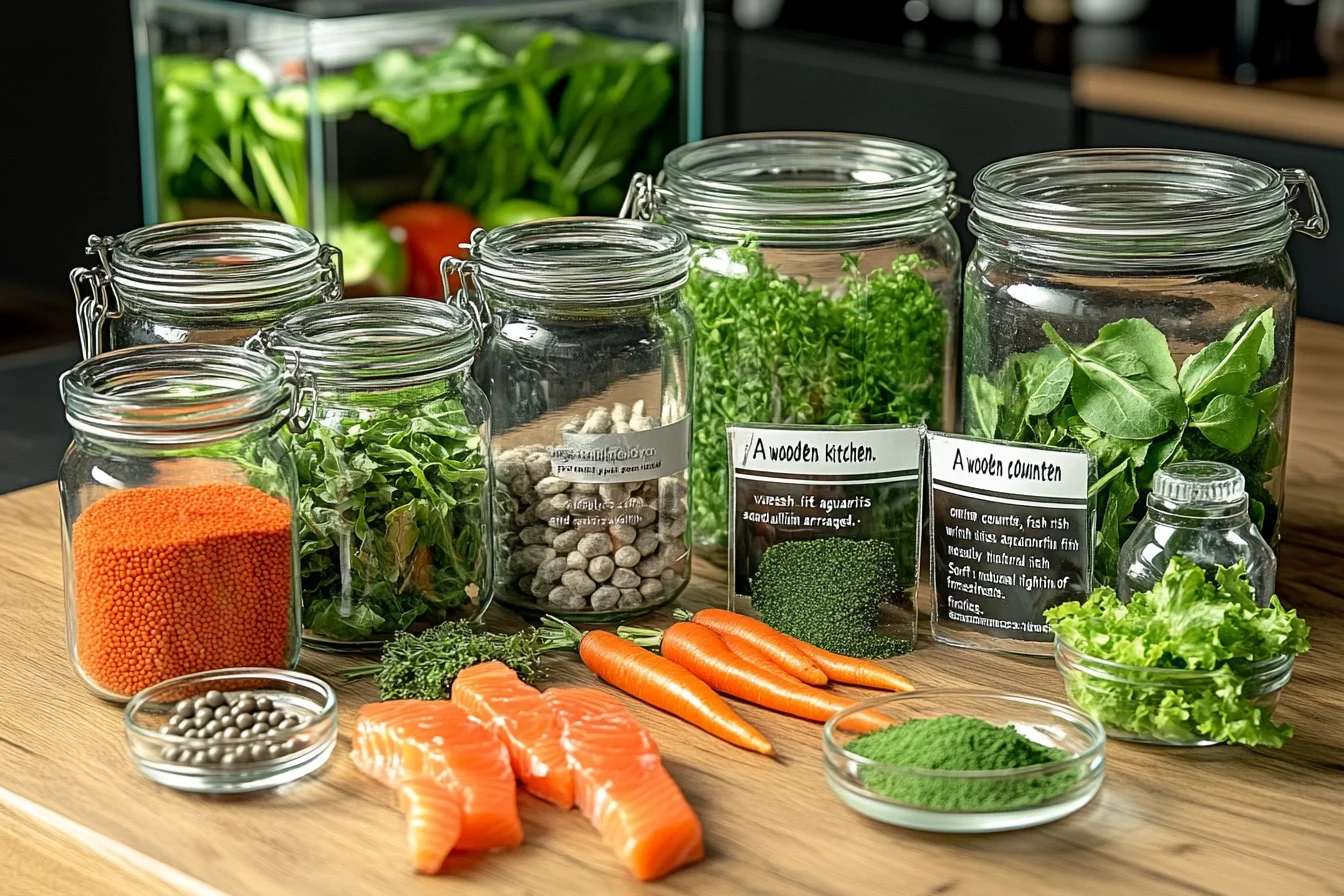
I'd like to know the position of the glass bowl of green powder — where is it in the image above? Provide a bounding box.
[822,690,1105,833]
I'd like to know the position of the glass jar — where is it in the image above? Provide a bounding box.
[59,344,309,702]
[624,131,962,565]
[458,219,693,620]
[1117,460,1277,605]
[964,149,1329,585]
[252,297,491,650]
[69,218,342,359]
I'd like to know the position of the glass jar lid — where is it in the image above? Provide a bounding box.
[969,149,1329,271]
[257,296,478,390]
[61,344,307,446]
[633,131,956,245]
[469,218,689,305]
[1150,461,1246,511]
[70,218,342,358]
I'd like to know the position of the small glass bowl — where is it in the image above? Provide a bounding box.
[822,689,1105,833]
[1054,637,1294,747]
[124,668,337,793]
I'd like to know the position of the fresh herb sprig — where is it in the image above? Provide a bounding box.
[343,621,547,701]
[686,244,948,550]
[294,395,487,641]
[1046,556,1310,746]
[966,310,1284,584]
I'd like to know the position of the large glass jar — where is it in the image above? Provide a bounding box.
[963,149,1329,586]
[59,344,308,701]
[252,297,491,650]
[69,218,342,358]
[624,131,962,565]
[460,219,693,620]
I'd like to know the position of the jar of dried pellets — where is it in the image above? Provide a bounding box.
[453,219,693,620]
[58,344,311,701]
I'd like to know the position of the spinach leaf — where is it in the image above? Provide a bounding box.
[1016,344,1073,417]
[965,374,1001,439]
[1044,323,1184,440]
[1189,394,1258,453]
[1081,318,1178,384]
[1178,309,1272,404]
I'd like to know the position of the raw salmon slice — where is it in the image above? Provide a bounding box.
[352,700,523,851]
[397,777,462,874]
[452,662,575,808]
[544,688,704,881]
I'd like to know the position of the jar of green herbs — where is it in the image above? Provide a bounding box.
[252,297,491,649]
[625,132,962,565]
[963,149,1329,585]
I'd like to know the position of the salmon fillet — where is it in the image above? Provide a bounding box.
[397,777,462,874]
[452,662,575,808]
[544,688,704,881]
[351,700,523,851]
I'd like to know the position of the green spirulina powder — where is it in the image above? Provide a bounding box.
[847,715,1081,812]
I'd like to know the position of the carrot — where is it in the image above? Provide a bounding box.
[720,633,798,682]
[674,608,828,685]
[627,622,888,733]
[540,617,774,756]
[782,635,916,693]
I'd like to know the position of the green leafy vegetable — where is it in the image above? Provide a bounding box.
[293,396,487,641]
[968,312,1287,584]
[686,243,947,551]
[1046,556,1309,747]
[342,621,547,700]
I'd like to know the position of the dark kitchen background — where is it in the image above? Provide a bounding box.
[3,0,1343,492]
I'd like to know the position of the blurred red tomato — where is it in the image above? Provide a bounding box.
[378,202,480,299]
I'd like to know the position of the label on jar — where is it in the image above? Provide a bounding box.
[552,415,690,484]
[927,432,1092,643]
[727,424,923,599]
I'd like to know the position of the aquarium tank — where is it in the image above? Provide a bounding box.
[132,0,702,297]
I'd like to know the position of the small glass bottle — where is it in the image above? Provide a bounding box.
[1117,461,1277,605]
[69,218,342,359]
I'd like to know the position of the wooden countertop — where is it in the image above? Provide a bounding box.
[1075,53,1344,148]
[3,322,1344,896]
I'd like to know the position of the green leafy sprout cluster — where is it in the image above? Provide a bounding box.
[966,309,1285,584]
[1046,556,1310,747]
[685,243,948,551]
[292,395,488,642]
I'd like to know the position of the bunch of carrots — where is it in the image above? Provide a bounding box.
[540,608,915,755]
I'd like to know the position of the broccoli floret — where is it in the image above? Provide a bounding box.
[750,538,913,658]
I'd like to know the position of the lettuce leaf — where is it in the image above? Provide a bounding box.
[1046,556,1310,746]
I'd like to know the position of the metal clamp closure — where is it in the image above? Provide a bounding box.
[319,243,345,301]
[282,366,317,434]
[619,172,659,221]
[442,228,490,357]
[1283,168,1330,238]
[70,234,122,359]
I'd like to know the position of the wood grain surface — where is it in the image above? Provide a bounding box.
[1075,55,1344,149]
[3,322,1344,896]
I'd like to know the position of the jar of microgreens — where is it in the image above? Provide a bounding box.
[251,297,491,649]
[964,149,1329,585]
[451,219,693,620]
[59,344,308,701]
[69,218,342,359]
[624,131,962,566]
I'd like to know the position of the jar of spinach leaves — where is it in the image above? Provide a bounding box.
[70,218,342,359]
[624,132,962,566]
[251,296,490,649]
[963,149,1329,585]
[454,219,693,620]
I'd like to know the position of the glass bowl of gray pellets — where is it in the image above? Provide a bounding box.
[124,667,337,793]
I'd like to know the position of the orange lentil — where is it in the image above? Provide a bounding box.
[70,482,295,697]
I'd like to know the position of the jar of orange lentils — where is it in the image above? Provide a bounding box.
[58,344,313,701]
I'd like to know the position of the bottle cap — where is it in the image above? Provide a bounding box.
[1151,461,1245,508]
